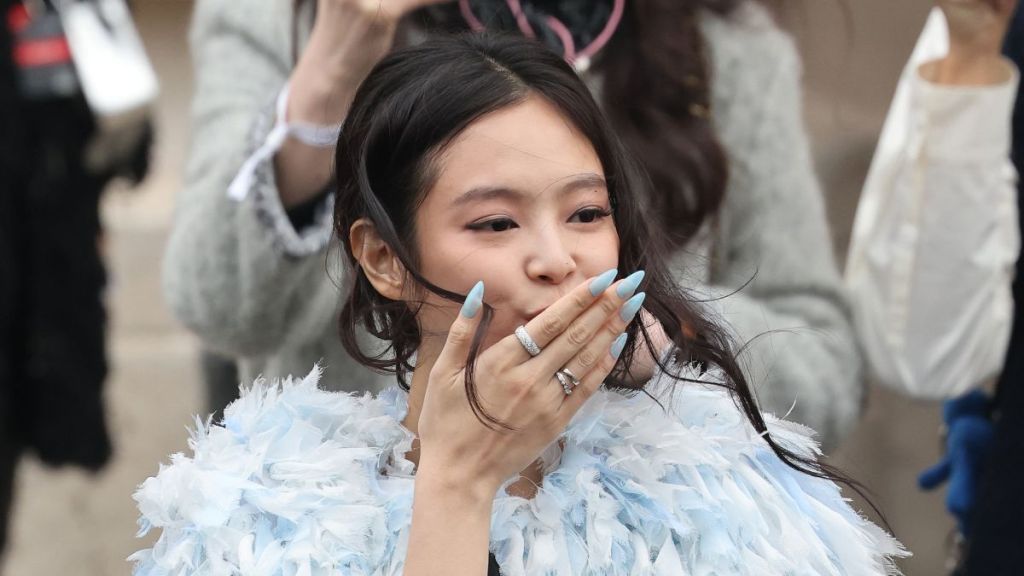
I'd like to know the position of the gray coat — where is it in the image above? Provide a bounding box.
[165,0,863,449]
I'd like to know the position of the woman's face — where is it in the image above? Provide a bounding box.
[412,95,620,351]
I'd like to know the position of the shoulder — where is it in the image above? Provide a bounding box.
[130,367,414,574]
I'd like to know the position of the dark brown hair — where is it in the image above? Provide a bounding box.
[333,33,853,490]
[598,0,742,246]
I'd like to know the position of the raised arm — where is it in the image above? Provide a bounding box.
[846,1,1019,399]
[163,0,449,357]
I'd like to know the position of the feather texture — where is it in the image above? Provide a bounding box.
[131,363,907,575]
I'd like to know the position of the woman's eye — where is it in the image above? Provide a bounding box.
[570,207,612,224]
[468,218,518,232]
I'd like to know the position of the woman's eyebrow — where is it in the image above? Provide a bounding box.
[451,173,607,207]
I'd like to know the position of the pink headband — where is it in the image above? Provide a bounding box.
[459,0,626,72]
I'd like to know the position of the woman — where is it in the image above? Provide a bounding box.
[166,0,862,449]
[134,35,905,575]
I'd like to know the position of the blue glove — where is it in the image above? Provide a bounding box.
[917,389,995,537]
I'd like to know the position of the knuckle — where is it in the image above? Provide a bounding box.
[571,291,592,310]
[599,355,619,375]
[541,315,563,339]
[447,322,471,343]
[505,378,527,398]
[576,348,599,369]
[527,367,552,388]
[598,297,620,317]
[427,364,445,384]
[566,322,590,347]
[512,367,535,386]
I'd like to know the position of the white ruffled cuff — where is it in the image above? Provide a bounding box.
[228,83,341,201]
[229,83,339,258]
[911,59,1019,162]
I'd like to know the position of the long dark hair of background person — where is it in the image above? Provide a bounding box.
[597,0,740,247]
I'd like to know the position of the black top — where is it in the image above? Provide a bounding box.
[963,7,1024,574]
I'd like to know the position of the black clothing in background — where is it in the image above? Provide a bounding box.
[963,6,1024,574]
[0,0,20,553]
[0,0,157,553]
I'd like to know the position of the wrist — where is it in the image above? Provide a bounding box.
[921,53,1013,86]
[287,65,354,126]
[415,454,503,504]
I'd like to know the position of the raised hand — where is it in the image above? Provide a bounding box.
[416,269,647,493]
[938,0,1018,55]
[279,0,456,207]
[300,0,456,96]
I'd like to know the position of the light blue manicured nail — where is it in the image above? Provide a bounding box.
[616,270,645,299]
[589,268,618,296]
[461,281,485,318]
[610,333,628,359]
[619,292,646,322]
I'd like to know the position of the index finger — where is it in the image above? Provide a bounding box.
[510,269,643,356]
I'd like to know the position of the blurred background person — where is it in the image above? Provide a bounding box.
[846,0,1021,572]
[847,0,1018,410]
[0,0,153,558]
[167,0,863,450]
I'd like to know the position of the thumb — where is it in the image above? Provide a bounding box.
[433,281,486,381]
[947,455,976,521]
[918,457,952,490]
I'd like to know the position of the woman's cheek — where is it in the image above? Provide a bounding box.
[582,227,620,271]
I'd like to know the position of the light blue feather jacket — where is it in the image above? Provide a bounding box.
[131,363,906,575]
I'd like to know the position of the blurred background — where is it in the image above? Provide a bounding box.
[0,0,958,573]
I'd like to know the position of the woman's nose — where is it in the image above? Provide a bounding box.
[525,229,577,285]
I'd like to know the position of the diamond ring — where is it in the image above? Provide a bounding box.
[514,326,542,357]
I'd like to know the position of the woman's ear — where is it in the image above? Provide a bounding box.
[349,218,405,301]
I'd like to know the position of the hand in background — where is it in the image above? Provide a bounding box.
[918,389,996,537]
[278,0,456,208]
[922,0,1017,84]
[939,0,1018,55]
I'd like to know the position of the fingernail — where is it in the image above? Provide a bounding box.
[589,268,618,296]
[616,270,645,299]
[461,281,484,318]
[619,292,646,322]
[610,333,628,359]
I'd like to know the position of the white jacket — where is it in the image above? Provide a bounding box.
[130,364,906,575]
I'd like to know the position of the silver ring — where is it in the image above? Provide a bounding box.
[559,368,580,386]
[515,326,542,357]
[555,368,581,396]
